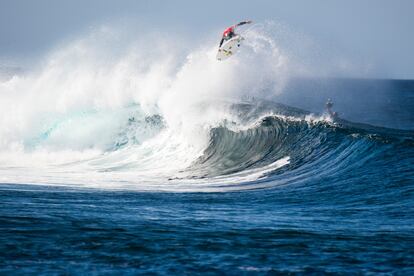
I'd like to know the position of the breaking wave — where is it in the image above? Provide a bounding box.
[0,24,412,191]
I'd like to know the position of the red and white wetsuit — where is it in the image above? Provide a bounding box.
[219,21,251,48]
[222,26,235,38]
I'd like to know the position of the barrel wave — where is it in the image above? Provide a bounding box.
[187,103,414,191]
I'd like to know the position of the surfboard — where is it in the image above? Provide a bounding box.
[216,35,244,61]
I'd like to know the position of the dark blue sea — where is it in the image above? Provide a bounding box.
[0,77,413,274]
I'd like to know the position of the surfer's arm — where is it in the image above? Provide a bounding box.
[232,20,252,32]
[236,20,252,27]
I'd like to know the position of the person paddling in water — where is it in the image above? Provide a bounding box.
[219,20,252,48]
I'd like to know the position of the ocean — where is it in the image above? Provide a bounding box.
[0,28,413,274]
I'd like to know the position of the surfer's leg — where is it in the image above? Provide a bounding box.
[219,38,224,48]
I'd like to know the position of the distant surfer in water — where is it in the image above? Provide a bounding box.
[325,98,338,119]
[219,20,252,48]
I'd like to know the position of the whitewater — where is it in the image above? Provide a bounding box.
[0,25,297,191]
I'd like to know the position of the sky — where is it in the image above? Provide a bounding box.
[1,0,413,79]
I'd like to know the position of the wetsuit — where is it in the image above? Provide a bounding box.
[219,21,250,47]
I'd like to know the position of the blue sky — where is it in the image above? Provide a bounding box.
[1,0,413,79]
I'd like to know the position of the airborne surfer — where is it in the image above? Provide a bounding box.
[219,20,252,48]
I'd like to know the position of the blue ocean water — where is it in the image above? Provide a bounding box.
[1,79,413,274]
